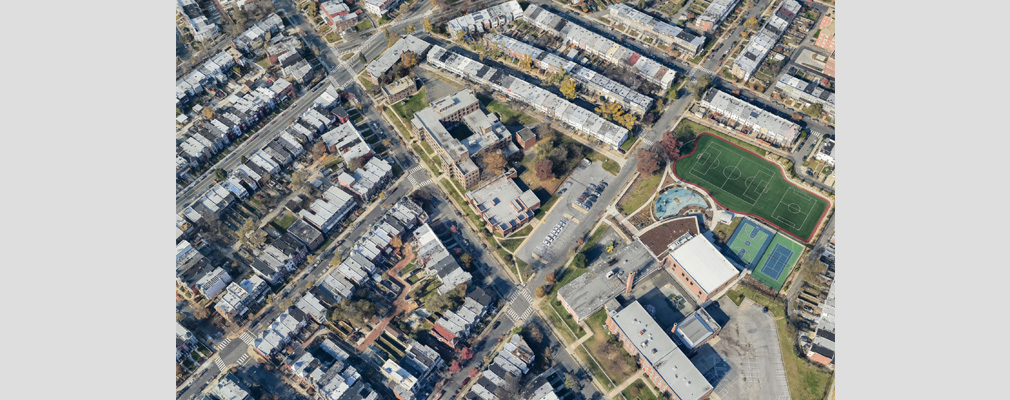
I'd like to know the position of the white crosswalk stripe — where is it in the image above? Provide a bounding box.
[213,357,226,371]
[520,289,533,303]
[214,338,232,351]
[239,332,255,346]
[236,354,250,366]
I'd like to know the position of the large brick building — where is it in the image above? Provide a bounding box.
[382,77,417,104]
[411,89,508,188]
[605,301,713,400]
[465,173,540,236]
[664,234,740,304]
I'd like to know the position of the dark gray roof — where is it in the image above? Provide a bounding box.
[269,234,306,258]
[810,343,834,359]
[287,219,323,247]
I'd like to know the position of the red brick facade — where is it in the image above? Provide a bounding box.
[604,313,712,399]
[664,256,733,304]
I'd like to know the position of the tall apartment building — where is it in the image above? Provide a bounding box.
[411,89,507,188]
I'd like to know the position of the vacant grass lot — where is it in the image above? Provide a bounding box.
[619,172,662,215]
[486,100,537,126]
[777,319,833,400]
[272,212,297,231]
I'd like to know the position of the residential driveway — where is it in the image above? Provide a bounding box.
[701,297,791,400]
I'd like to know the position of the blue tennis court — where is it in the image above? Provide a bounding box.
[761,244,793,281]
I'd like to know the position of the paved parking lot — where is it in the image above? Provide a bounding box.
[515,161,618,268]
[704,297,791,400]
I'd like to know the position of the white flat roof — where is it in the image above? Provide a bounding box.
[670,235,739,293]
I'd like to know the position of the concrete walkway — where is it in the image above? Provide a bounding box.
[356,245,415,352]
[567,323,595,351]
[605,369,646,399]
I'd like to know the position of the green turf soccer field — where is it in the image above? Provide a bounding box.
[751,233,804,290]
[674,133,830,241]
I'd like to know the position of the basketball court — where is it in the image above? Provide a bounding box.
[726,218,775,269]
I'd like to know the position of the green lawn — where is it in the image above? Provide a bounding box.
[725,283,785,318]
[587,151,620,175]
[619,172,662,215]
[674,134,829,241]
[499,238,524,252]
[512,224,534,237]
[541,302,578,343]
[575,346,617,392]
[583,225,608,252]
[777,319,834,400]
[547,299,585,338]
[621,379,661,400]
[355,19,374,31]
[399,263,417,277]
[383,108,410,139]
[620,135,639,152]
[392,88,427,121]
[712,216,742,242]
[420,141,434,155]
[412,143,441,174]
[440,178,482,228]
[358,76,374,90]
[272,212,298,231]
[534,194,561,220]
[582,309,639,386]
[486,100,537,125]
[548,264,588,298]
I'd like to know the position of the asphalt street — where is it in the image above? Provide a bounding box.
[176,81,332,213]
[178,1,838,397]
[701,0,774,73]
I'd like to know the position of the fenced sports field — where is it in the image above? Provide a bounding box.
[674,133,830,242]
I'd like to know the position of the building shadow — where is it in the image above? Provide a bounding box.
[690,344,731,387]
[704,301,732,327]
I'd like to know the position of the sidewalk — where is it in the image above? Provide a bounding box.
[605,370,646,399]
[356,245,415,352]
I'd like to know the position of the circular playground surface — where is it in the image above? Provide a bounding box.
[654,188,709,219]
